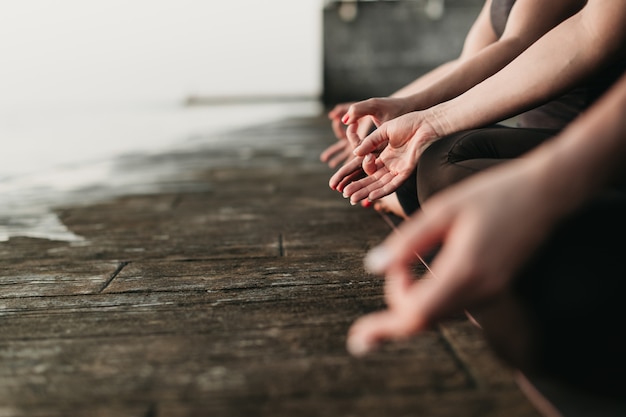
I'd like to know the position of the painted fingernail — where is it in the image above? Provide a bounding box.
[342,115,349,124]
[364,245,392,273]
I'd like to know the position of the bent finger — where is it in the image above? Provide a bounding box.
[342,173,381,198]
[329,156,364,190]
[342,99,383,126]
[364,206,451,275]
[331,118,347,140]
[367,173,410,202]
[336,169,366,194]
[346,123,362,149]
[384,266,416,309]
[354,126,389,157]
[348,170,396,204]
[320,140,348,163]
[362,153,377,176]
[328,146,353,169]
[346,307,426,357]
[328,102,351,119]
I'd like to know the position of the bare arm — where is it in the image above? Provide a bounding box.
[347,71,626,356]
[432,0,626,136]
[343,0,585,123]
[323,1,497,172]
[322,1,496,164]
[402,0,585,110]
[341,0,626,205]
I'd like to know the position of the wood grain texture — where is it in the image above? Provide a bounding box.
[0,115,540,417]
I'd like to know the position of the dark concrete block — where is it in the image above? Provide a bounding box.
[323,0,483,106]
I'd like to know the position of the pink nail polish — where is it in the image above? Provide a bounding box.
[342,115,349,124]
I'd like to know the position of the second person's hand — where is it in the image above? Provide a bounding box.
[341,111,441,205]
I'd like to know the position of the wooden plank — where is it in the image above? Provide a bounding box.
[0,260,119,297]
[0,115,541,417]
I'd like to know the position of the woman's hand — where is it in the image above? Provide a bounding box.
[342,97,413,127]
[328,102,354,141]
[320,139,353,169]
[346,156,560,356]
[338,111,441,205]
[322,102,376,168]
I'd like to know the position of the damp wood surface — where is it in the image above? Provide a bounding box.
[0,115,540,417]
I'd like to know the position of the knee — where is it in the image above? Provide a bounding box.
[416,140,454,204]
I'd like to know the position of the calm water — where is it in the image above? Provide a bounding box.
[0,101,322,242]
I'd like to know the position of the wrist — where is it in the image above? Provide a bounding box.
[423,105,454,139]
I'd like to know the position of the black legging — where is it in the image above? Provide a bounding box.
[506,191,626,397]
[396,125,559,215]
[393,125,626,397]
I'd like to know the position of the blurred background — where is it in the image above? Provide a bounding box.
[0,0,323,180]
[0,0,324,242]
[0,0,480,241]
[0,0,322,107]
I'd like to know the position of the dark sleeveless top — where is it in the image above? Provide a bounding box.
[490,0,626,130]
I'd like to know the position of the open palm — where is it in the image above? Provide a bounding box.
[341,112,440,205]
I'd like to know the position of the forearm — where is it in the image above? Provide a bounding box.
[391,60,458,98]
[531,73,626,216]
[431,1,626,136]
[396,0,585,114]
[400,37,531,111]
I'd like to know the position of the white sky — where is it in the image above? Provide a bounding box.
[0,1,324,107]
[0,1,327,242]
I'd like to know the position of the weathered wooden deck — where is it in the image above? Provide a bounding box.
[0,114,542,417]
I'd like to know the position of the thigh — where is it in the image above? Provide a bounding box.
[417,126,558,203]
[395,126,558,216]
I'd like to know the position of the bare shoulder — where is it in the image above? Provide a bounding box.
[502,0,586,40]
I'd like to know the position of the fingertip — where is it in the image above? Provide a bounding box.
[353,143,368,157]
[364,245,392,274]
[346,333,377,357]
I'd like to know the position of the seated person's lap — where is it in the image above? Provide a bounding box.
[396,125,560,216]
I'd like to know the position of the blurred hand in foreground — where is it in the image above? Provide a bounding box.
[346,154,562,356]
